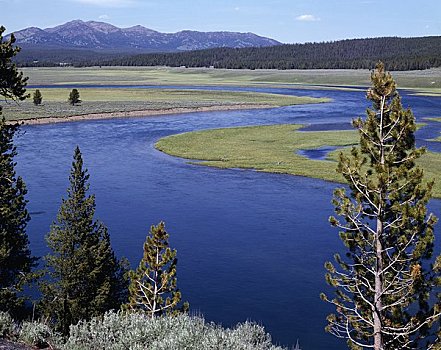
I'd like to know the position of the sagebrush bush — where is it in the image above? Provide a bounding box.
[63,311,286,350]
[18,321,62,349]
[0,311,13,338]
[3,311,286,349]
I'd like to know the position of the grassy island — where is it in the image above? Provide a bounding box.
[156,124,441,198]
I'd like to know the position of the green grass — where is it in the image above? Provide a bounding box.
[155,124,441,198]
[23,67,441,91]
[1,88,327,121]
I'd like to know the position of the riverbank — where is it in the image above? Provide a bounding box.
[1,88,328,122]
[10,104,272,125]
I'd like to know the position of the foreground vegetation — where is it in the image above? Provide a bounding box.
[0,88,326,121]
[155,124,441,198]
[322,63,439,349]
[0,311,286,350]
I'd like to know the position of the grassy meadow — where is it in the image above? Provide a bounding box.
[1,88,327,121]
[23,66,441,92]
[155,124,441,198]
[4,66,438,121]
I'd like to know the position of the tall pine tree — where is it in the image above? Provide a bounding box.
[0,119,37,316]
[321,62,440,349]
[0,26,35,317]
[125,221,188,317]
[41,146,127,334]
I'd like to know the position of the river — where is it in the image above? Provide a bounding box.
[15,86,441,349]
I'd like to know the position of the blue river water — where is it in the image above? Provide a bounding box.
[14,86,441,349]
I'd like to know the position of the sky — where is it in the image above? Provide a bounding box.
[1,0,440,43]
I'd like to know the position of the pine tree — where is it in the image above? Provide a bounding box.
[68,89,81,106]
[32,89,42,105]
[0,26,35,317]
[321,62,440,349]
[41,146,127,334]
[0,119,37,316]
[0,26,28,106]
[125,221,188,317]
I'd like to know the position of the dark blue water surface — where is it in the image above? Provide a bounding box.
[15,87,441,350]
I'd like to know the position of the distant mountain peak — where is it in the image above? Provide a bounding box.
[11,20,281,53]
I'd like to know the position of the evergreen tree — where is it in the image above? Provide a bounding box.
[32,89,42,105]
[68,89,81,105]
[41,146,127,334]
[0,119,37,316]
[321,62,440,349]
[125,221,188,318]
[0,26,28,105]
[0,26,35,317]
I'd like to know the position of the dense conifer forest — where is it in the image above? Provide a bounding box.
[107,36,441,70]
[18,36,441,70]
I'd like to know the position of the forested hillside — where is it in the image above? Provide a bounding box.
[95,36,441,70]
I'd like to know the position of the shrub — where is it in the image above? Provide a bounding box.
[0,312,14,338]
[18,321,62,349]
[33,89,42,105]
[63,311,285,350]
[68,89,81,105]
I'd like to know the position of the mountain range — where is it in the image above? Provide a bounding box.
[11,20,280,53]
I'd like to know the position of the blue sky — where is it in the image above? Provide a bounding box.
[1,0,440,43]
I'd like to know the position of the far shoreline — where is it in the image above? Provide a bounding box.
[6,104,273,126]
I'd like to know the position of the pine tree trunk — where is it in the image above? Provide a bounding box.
[151,246,160,318]
[63,294,68,336]
[374,218,384,350]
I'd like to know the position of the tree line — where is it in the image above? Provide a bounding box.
[2,25,441,349]
[100,36,441,70]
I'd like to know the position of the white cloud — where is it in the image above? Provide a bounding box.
[72,0,136,7]
[296,14,320,22]
[234,7,240,11]
[99,14,110,20]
